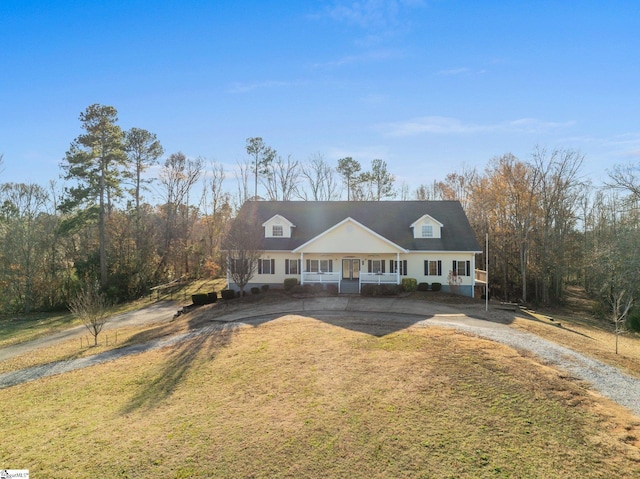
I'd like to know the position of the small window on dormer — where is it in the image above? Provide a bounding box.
[272,225,283,237]
[421,225,433,238]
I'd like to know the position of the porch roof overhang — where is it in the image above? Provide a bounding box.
[292,217,408,254]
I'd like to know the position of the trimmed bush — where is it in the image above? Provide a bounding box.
[431,282,442,292]
[284,278,298,291]
[207,292,218,303]
[192,293,208,306]
[221,289,236,300]
[251,287,260,295]
[261,284,270,293]
[401,278,417,292]
[417,282,429,292]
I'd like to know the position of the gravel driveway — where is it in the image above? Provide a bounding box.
[1,299,639,419]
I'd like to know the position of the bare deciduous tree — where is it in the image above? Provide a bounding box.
[299,153,340,201]
[69,280,112,346]
[233,159,252,209]
[261,155,300,201]
[224,212,263,297]
[606,163,640,200]
[157,152,203,277]
[200,160,232,276]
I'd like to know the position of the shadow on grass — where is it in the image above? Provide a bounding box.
[119,324,239,415]
[115,295,520,412]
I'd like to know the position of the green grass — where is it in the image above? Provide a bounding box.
[0,278,226,350]
[0,311,79,348]
[1,316,639,478]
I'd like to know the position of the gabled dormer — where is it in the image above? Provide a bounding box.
[263,214,295,238]
[410,214,443,239]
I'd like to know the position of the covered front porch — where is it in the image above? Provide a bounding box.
[291,216,410,294]
[300,254,403,294]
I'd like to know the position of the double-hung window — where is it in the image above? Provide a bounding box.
[424,260,442,276]
[369,259,384,274]
[272,225,283,237]
[258,259,275,275]
[452,260,470,277]
[285,259,301,275]
[421,225,433,238]
[306,259,333,273]
[390,260,408,276]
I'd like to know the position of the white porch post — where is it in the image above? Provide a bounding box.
[396,252,400,284]
[471,254,475,289]
[300,252,304,285]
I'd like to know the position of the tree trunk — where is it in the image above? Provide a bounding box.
[99,161,108,286]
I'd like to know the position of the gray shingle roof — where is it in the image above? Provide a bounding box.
[234,201,482,253]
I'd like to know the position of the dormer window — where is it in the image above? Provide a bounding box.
[411,214,443,239]
[263,214,295,238]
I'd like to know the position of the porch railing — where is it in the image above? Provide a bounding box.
[475,269,487,284]
[301,271,341,284]
[359,272,398,285]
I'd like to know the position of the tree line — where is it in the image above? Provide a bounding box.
[1,104,639,331]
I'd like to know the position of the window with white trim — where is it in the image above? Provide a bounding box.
[306,259,333,273]
[258,258,275,275]
[285,259,300,275]
[452,260,470,276]
[424,260,442,276]
[390,260,408,276]
[272,225,283,237]
[421,225,433,238]
[369,259,384,274]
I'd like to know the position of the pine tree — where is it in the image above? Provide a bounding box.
[60,104,127,286]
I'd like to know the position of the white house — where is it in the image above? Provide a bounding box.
[226,200,484,297]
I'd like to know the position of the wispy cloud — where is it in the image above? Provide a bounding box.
[321,0,424,29]
[559,132,640,161]
[379,116,576,137]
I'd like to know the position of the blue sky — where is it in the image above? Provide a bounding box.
[1,0,639,196]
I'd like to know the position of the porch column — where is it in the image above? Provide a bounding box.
[471,254,475,289]
[396,252,400,285]
[300,252,304,285]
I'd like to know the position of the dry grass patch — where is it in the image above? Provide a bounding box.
[0,304,212,375]
[512,287,640,379]
[1,316,639,478]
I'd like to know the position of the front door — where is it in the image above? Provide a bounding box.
[342,259,360,280]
